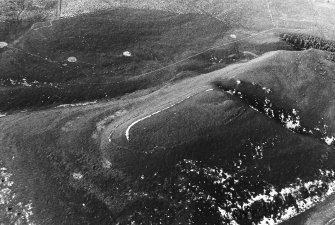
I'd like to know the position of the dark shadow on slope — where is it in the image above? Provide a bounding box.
[109,99,334,224]
[104,78,335,224]
[211,78,334,146]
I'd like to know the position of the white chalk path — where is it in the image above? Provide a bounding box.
[125,88,213,141]
[56,100,97,108]
[265,0,277,28]
[125,97,191,141]
[326,218,335,225]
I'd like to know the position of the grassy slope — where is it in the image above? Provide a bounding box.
[61,0,274,29]
[108,49,335,224]
[0,8,231,111]
[0,3,294,112]
[1,49,335,224]
[126,49,335,149]
[3,0,335,113]
[60,0,335,36]
[2,0,335,223]
[271,0,335,39]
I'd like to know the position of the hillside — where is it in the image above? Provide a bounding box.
[2,0,335,112]
[60,0,274,30]
[59,0,335,38]
[0,6,292,112]
[3,0,335,113]
[2,1,335,224]
[1,49,335,224]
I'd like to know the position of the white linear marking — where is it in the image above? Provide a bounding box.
[325,218,335,225]
[265,0,276,27]
[56,100,97,108]
[125,89,214,141]
[125,97,188,141]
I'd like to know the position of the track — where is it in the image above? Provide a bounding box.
[265,0,277,28]
[326,218,335,225]
[103,83,213,148]
[101,63,239,151]
[124,88,213,141]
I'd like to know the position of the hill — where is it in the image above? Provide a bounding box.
[1,49,335,224]
[59,0,335,39]
[4,0,335,113]
[2,1,335,224]
[0,6,292,112]
[60,0,274,29]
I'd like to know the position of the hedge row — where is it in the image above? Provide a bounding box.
[280,33,335,52]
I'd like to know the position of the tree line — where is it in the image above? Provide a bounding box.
[280,32,335,52]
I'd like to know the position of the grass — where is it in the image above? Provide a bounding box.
[0,8,227,111]
[1,48,335,224]
[0,7,294,112]
[115,86,333,224]
[112,49,335,224]
[3,3,333,224]
[0,107,120,224]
